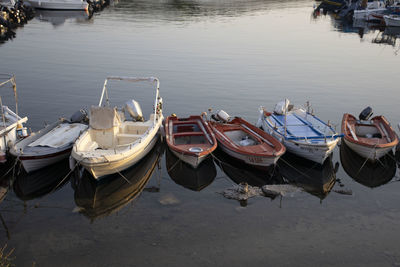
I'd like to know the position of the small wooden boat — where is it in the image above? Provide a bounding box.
[10,116,87,173]
[341,107,398,161]
[257,100,341,164]
[209,110,285,168]
[384,14,400,26]
[165,114,217,168]
[26,0,89,11]
[71,76,164,179]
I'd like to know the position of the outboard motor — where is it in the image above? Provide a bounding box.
[70,109,88,123]
[125,99,143,121]
[215,110,230,123]
[359,106,373,121]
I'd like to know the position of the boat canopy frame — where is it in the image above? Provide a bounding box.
[98,76,161,124]
[0,74,19,116]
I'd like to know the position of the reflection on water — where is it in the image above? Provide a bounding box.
[165,148,216,191]
[213,148,284,187]
[340,141,396,188]
[13,159,71,201]
[35,10,91,27]
[278,153,338,199]
[71,140,163,221]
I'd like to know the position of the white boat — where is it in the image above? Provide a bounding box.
[26,0,89,10]
[71,76,164,179]
[384,14,400,26]
[353,0,386,20]
[10,117,88,173]
[256,99,341,164]
[0,74,28,163]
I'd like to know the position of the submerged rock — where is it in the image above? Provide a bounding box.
[262,184,302,197]
[220,182,262,201]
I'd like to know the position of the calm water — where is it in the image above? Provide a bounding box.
[1,0,400,266]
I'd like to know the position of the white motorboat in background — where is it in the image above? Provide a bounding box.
[0,74,28,163]
[384,14,400,26]
[353,0,386,20]
[26,0,89,10]
[71,76,164,179]
[10,111,88,173]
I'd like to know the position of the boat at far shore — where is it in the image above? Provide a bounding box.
[384,14,400,26]
[26,0,89,10]
[341,107,398,161]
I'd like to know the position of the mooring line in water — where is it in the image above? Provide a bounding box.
[355,143,379,177]
[0,154,20,180]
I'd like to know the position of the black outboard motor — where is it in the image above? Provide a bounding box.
[359,106,373,121]
[70,109,88,123]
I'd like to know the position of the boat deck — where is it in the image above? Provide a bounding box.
[270,113,325,138]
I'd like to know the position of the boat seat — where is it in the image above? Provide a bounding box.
[116,133,142,145]
[173,131,204,137]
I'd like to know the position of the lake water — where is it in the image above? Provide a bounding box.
[1,0,400,266]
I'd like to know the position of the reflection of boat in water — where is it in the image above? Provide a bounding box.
[13,159,71,201]
[34,9,90,27]
[165,147,216,191]
[277,152,337,199]
[213,148,284,187]
[72,140,163,220]
[340,141,396,188]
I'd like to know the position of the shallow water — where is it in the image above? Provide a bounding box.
[1,0,400,266]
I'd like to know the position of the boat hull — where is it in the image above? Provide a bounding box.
[26,0,89,10]
[19,148,71,173]
[169,148,209,168]
[217,139,279,167]
[75,133,159,179]
[384,15,400,26]
[343,138,395,161]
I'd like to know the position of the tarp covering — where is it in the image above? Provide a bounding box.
[90,106,121,130]
[29,123,87,148]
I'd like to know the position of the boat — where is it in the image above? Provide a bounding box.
[72,140,163,221]
[384,14,400,26]
[0,74,28,163]
[165,147,216,191]
[340,141,396,188]
[71,76,164,179]
[26,0,89,10]
[10,111,88,173]
[353,0,386,20]
[257,99,341,164]
[164,114,217,168]
[341,107,398,161]
[209,110,285,168]
[34,9,90,27]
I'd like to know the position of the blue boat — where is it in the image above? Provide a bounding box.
[257,100,342,164]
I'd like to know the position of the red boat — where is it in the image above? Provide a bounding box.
[165,114,217,168]
[209,112,285,167]
[341,111,398,161]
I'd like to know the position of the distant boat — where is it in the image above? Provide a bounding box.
[384,14,400,26]
[257,99,341,164]
[0,74,28,163]
[10,113,87,173]
[353,0,386,20]
[341,107,398,161]
[165,114,217,168]
[71,76,164,179]
[210,110,285,168]
[26,0,89,10]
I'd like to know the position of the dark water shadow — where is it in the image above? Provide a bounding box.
[212,148,284,187]
[277,152,338,199]
[71,140,163,221]
[165,147,216,191]
[13,159,71,201]
[340,141,396,188]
